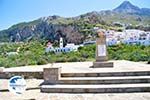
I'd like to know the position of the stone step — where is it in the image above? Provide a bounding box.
[61,71,150,77]
[40,84,150,93]
[59,76,150,84]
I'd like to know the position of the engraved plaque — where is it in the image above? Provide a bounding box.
[98,45,106,56]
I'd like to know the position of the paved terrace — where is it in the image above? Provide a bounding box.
[0,60,150,100]
[3,60,150,73]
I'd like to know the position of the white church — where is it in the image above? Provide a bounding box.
[45,38,82,53]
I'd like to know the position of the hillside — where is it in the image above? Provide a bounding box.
[0,1,150,44]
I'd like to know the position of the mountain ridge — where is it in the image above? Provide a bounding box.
[0,1,150,43]
[113,1,140,13]
[113,1,150,15]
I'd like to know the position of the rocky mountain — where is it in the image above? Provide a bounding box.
[0,1,150,44]
[113,1,141,13]
[113,1,150,15]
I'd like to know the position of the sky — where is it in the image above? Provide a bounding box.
[0,0,150,30]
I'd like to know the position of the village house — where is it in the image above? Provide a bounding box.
[106,29,150,46]
[45,37,82,53]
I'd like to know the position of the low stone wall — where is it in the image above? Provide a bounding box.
[0,67,4,72]
[6,71,43,79]
[0,67,62,79]
[0,67,7,78]
[0,67,61,79]
[0,71,43,79]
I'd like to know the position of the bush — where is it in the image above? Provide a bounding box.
[37,57,48,65]
[148,58,150,64]
[0,42,150,68]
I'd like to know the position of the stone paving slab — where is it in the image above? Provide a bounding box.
[3,60,150,73]
[0,79,150,100]
[41,84,150,88]
[0,60,150,99]
[60,76,150,80]
[0,91,150,100]
[0,79,43,91]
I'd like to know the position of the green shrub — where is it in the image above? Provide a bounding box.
[37,57,48,65]
[0,42,150,68]
[148,58,150,64]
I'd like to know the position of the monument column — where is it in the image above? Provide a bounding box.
[92,29,113,68]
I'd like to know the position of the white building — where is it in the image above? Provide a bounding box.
[45,42,54,52]
[122,30,150,45]
[59,37,63,48]
[45,37,82,53]
[106,39,117,46]
[104,29,150,46]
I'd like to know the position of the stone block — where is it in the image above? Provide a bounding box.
[92,62,113,68]
[43,67,61,84]
[96,56,108,62]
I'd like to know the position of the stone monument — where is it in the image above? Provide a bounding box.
[92,29,113,68]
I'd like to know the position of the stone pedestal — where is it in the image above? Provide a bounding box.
[92,30,113,68]
[43,67,61,84]
[93,62,113,68]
